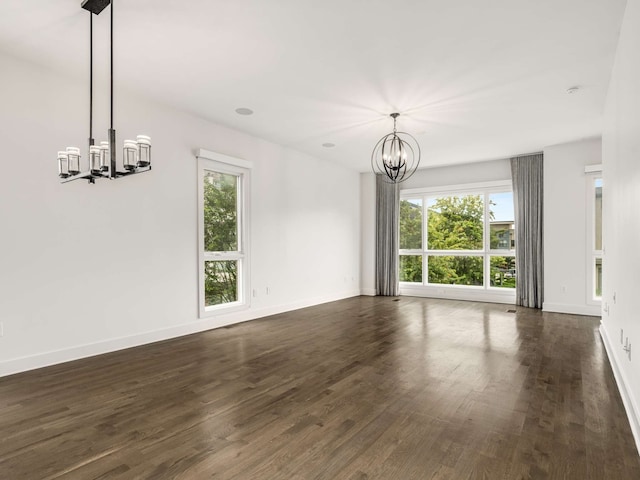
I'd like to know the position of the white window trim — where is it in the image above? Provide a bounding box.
[399,180,516,303]
[585,168,602,306]
[197,150,252,318]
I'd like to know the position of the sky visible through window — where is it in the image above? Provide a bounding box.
[490,192,514,222]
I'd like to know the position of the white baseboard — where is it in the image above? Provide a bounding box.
[360,288,377,296]
[0,289,361,378]
[399,286,515,305]
[600,324,640,455]
[543,302,601,317]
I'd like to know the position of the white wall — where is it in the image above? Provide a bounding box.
[401,159,512,191]
[601,0,640,451]
[0,52,361,376]
[360,159,512,299]
[542,138,602,316]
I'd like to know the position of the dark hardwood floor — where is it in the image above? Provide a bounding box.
[1,296,638,479]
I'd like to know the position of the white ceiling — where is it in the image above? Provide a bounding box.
[0,0,627,171]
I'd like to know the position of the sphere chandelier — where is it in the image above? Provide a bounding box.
[371,113,420,183]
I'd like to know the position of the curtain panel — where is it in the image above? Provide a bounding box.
[510,153,544,308]
[375,174,400,296]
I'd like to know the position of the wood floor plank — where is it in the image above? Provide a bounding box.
[0,296,638,479]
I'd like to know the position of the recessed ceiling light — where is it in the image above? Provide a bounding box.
[566,86,580,94]
[235,107,254,115]
[322,142,335,148]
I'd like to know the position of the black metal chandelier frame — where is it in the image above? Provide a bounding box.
[371,113,420,184]
[59,0,151,184]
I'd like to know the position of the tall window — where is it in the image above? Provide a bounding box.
[591,176,603,300]
[399,182,515,292]
[198,151,251,317]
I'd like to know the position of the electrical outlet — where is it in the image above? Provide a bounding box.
[561,285,567,293]
[266,286,270,295]
[252,289,257,298]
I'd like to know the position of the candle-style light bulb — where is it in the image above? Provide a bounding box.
[99,141,109,172]
[123,140,138,171]
[136,135,151,167]
[66,147,81,175]
[57,151,69,178]
[89,146,101,174]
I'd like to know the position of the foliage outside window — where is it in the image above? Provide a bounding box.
[428,255,483,286]
[399,186,515,291]
[204,171,239,306]
[400,199,422,250]
[428,195,484,251]
[198,153,250,317]
[399,255,422,282]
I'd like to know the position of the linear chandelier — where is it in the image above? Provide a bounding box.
[371,113,420,183]
[58,0,151,184]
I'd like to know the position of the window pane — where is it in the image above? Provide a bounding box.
[205,260,238,306]
[595,257,602,298]
[204,171,238,252]
[427,195,483,250]
[400,255,422,283]
[427,256,483,286]
[400,199,422,249]
[490,256,516,288]
[595,179,602,251]
[489,192,515,250]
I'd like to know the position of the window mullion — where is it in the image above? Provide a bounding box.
[204,251,242,260]
[423,195,427,285]
[426,250,483,256]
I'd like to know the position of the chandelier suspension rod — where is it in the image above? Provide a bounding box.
[110,0,113,130]
[89,12,93,144]
[108,0,116,177]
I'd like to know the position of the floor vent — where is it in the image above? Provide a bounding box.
[507,309,517,313]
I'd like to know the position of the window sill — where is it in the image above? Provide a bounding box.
[399,283,516,304]
[199,301,250,319]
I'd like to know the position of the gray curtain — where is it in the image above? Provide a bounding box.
[510,153,544,308]
[375,174,400,296]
